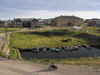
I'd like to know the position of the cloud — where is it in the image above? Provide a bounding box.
[0,0,100,11]
[0,0,100,19]
[0,8,100,20]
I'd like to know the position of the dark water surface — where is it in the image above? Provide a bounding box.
[20,47,100,59]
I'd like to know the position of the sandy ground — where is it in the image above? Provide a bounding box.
[0,57,100,75]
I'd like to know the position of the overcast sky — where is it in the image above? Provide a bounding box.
[0,0,100,20]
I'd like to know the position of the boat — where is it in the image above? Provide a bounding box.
[32,48,39,53]
[72,46,79,50]
[49,48,56,52]
[86,45,91,50]
[63,47,67,51]
[42,48,46,52]
[59,47,63,51]
[66,47,72,51]
[54,48,59,52]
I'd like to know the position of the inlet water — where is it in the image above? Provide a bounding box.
[20,47,100,59]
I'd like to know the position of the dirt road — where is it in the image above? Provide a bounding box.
[0,56,100,75]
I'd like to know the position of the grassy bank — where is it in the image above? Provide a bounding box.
[0,34,21,59]
[24,57,100,65]
[0,28,23,33]
[9,47,22,59]
[1,34,10,56]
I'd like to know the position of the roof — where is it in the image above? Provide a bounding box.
[14,18,38,22]
[54,15,84,20]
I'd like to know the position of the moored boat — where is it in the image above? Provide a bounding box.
[42,48,47,52]
[49,48,56,52]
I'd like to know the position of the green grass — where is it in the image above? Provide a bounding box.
[23,57,100,65]
[0,28,23,33]
[8,26,100,65]
[9,31,84,49]
[9,26,100,49]
[9,47,22,59]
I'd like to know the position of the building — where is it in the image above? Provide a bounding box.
[38,19,45,25]
[88,18,100,26]
[44,19,51,25]
[51,15,84,26]
[13,18,39,28]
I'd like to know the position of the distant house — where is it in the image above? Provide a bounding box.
[44,19,51,25]
[13,19,23,27]
[38,19,45,25]
[84,19,91,25]
[13,18,39,28]
[88,18,100,26]
[30,19,39,27]
[51,15,84,26]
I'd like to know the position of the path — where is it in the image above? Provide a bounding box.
[0,33,6,52]
[77,26,83,30]
[0,28,29,54]
[0,56,100,75]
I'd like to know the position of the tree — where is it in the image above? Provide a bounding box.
[0,20,4,24]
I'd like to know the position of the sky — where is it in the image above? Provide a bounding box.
[0,0,100,20]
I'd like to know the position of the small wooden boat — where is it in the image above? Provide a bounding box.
[59,47,63,51]
[42,48,46,52]
[59,47,62,50]
[67,47,72,51]
[63,47,67,51]
[49,48,56,52]
[86,45,91,50]
[32,48,39,53]
[54,49,59,52]
[72,46,79,50]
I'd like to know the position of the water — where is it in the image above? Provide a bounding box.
[19,47,100,59]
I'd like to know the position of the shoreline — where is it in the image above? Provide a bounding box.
[12,44,100,50]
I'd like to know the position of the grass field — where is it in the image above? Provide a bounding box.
[9,26,100,49]
[0,28,23,33]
